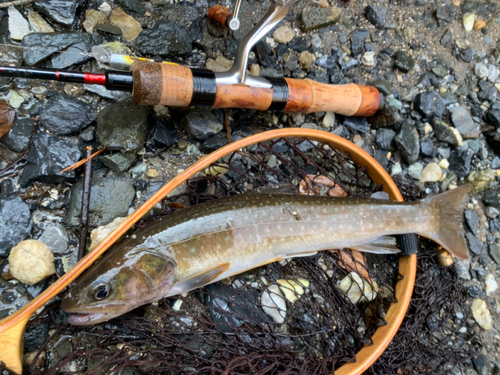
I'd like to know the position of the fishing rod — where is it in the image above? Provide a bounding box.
[0,0,383,117]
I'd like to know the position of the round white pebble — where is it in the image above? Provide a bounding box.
[261,285,287,324]
[9,240,56,285]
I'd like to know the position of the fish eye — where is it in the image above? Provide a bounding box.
[90,281,111,301]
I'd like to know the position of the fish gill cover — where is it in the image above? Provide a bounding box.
[24,138,478,375]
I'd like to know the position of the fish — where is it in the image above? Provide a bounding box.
[61,184,471,325]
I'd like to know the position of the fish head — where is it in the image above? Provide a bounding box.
[61,247,176,325]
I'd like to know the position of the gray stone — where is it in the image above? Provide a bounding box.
[449,106,479,139]
[182,109,223,141]
[448,149,472,178]
[466,232,484,255]
[394,50,415,73]
[491,156,500,169]
[116,0,145,15]
[395,121,420,164]
[0,118,34,153]
[350,29,369,56]
[465,209,480,236]
[484,189,500,209]
[97,100,150,153]
[100,153,135,173]
[66,169,135,227]
[371,79,393,95]
[435,4,455,26]
[34,0,85,25]
[376,128,395,150]
[20,132,82,186]
[343,117,370,133]
[488,242,500,264]
[83,84,131,101]
[475,63,489,79]
[486,110,500,127]
[0,194,32,257]
[364,5,395,29]
[38,223,69,254]
[301,6,341,32]
[0,45,23,67]
[485,206,499,219]
[136,20,193,57]
[454,257,471,280]
[414,91,445,118]
[39,93,95,136]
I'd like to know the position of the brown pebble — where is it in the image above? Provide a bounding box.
[146,169,159,178]
[473,20,486,30]
[436,249,454,267]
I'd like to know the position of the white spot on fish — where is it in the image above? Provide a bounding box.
[190,247,196,253]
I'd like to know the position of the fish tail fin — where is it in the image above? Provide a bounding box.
[420,184,471,259]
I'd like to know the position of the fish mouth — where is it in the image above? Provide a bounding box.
[66,311,115,325]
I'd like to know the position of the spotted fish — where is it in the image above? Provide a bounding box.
[61,184,471,325]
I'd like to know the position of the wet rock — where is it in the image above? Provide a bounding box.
[420,162,442,183]
[147,115,178,148]
[39,93,95,136]
[24,323,49,352]
[449,106,479,139]
[376,129,395,150]
[109,8,142,41]
[9,240,56,285]
[395,121,419,164]
[38,223,69,255]
[97,100,150,153]
[486,110,500,127]
[116,0,145,15]
[200,135,229,153]
[100,153,134,174]
[27,10,54,33]
[20,132,81,186]
[0,195,32,257]
[89,217,126,250]
[0,45,23,67]
[273,25,294,43]
[364,5,395,30]
[8,6,30,41]
[82,9,107,34]
[0,118,34,153]
[22,32,95,67]
[394,50,415,73]
[261,284,286,323]
[96,23,122,35]
[465,209,481,236]
[448,149,472,178]
[371,79,393,95]
[472,355,489,375]
[484,189,500,209]
[350,29,369,56]
[301,6,341,32]
[432,119,462,146]
[471,299,492,330]
[34,0,85,25]
[182,109,223,141]
[343,117,370,133]
[478,85,497,102]
[414,91,445,118]
[466,232,484,255]
[136,20,192,57]
[66,169,135,227]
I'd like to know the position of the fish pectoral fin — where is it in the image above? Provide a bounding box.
[283,251,318,259]
[350,236,400,254]
[167,262,231,296]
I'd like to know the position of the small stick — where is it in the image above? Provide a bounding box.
[78,146,93,261]
[0,0,37,8]
[223,108,232,142]
[60,148,105,173]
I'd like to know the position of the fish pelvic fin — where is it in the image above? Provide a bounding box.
[421,184,471,259]
[350,236,400,254]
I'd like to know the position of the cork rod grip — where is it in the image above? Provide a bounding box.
[131,62,382,116]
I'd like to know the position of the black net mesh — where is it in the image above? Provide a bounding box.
[23,137,477,374]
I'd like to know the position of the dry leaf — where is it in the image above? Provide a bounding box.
[299,174,347,197]
[332,249,376,287]
[0,100,15,138]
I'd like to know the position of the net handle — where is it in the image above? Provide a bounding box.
[0,128,416,375]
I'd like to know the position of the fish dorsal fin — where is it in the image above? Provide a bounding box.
[167,262,231,297]
[350,236,400,254]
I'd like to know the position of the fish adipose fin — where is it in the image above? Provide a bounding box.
[350,236,400,254]
[168,262,231,296]
[420,184,471,259]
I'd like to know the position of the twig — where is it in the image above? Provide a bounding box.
[60,147,105,173]
[0,0,37,8]
[78,146,93,261]
[223,109,232,142]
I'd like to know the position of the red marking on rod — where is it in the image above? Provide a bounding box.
[56,71,60,80]
[84,73,106,85]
